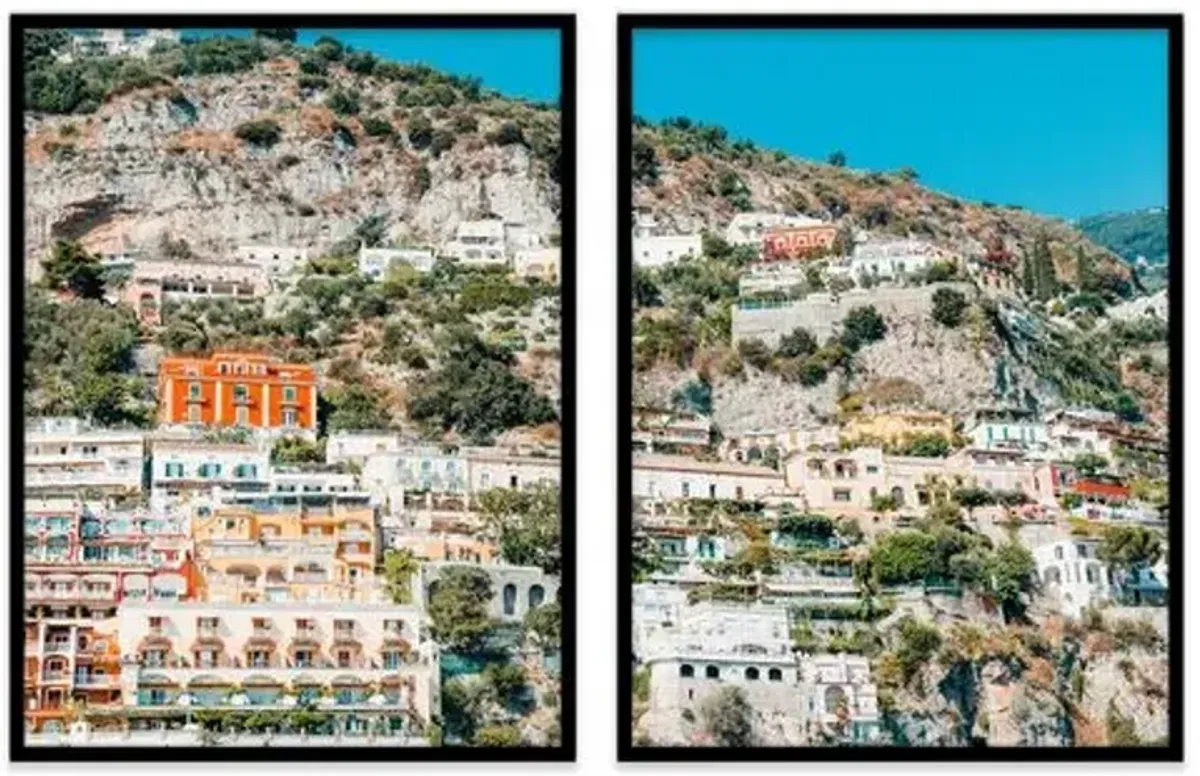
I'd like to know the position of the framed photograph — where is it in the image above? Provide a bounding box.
[12,14,575,761]
[619,14,1181,761]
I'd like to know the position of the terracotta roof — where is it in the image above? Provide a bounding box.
[1073,479,1131,500]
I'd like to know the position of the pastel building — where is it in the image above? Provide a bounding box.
[842,410,956,447]
[840,238,949,280]
[23,498,193,734]
[513,247,561,283]
[464,446,561,492]
[632,453,788,502]
[157,352,318,434]
[121,259,268,326]
[762,223,839,261]
[24,417,145,497]
[724,213,816,250]
[113,600,439,740]
[191,506,379,604]
[798,653,881,743]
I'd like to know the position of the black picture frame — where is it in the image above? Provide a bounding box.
[10,13,576,762]
[617,13,1182,762]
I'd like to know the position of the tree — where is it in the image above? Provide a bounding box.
[41,240,105,299]
[1031,236,1058,301]
[931,287,969,327]
[252,28,297,42]
[325,384,390,431]
[953,487,994,518]
[632,267,662,308]
[701,686,755,746]
[895,617,942,682]
[234,119,282,148]
[776,326,817,358]
[840,305,887,352]
[481,663,530,709]
[828,150,847,167]
[1076,244,1097,292]
[427,565,496,653]
[473,723,523,747]
[985,542,1036,621]
[631,135,659,184]
[477,485,561,575]
[489,122,526,147]
[1097,526,1164,574]
[1072,452,1110,477]
[407,114,434,149]
[776,514,835,544]
[737,338,772,371]
[325,88,361,116]
[344,50,378,75]
[523,600,561,649]
[381,548,421,604]
[271,435,323,464]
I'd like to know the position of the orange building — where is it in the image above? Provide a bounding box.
[762,224,838,261]
[157,352,318,432]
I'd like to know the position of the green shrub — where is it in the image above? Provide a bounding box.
[234,119,282,149]
[360,115,394,137]
[325,88,361,116]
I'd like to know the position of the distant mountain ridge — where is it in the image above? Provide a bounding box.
[1077,208,1169,266]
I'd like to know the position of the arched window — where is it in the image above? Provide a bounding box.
[502,583,517,616]
[528,585,545,610]
[768,668,783,682]
[680,664,694,678]
[890,486,905,506]
[1043,567,1062,585]
[824,685,848,713]
[745,667,760,681]
[705,665,720,679]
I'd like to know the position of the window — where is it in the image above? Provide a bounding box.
[681,482,690,499]
[833,489,851,503]
[768,668,783,682]
[383,652,402,670]
[234,384,248,402]
[735,486,744,500]
[188,382,202,400]
[745,667,760,681]
[283,409,297,427]
[1054,546,1064,561]
[219,363,230,375]
[503,584,517,616]
[283,386,296,402]
[144,649,166,667]
[866,465,879,474]
[510,475,519,489]
[705,665,720,679]
[294,650,312,668]
[236,406,249,426]
[680,664,695,678]
[337,650,351,668]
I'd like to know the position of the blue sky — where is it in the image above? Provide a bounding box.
[634,29,1168,219]
[188,28,560,102]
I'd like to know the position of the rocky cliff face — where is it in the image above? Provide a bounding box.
[24,59,560,264]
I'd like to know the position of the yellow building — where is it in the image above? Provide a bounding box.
[842,411,955,448]
[192,507,379,604]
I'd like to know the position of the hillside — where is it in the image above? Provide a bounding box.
[23,31,564,446]
[630,118,1168,433]
[632,118,1129,287]
[23,32,561,265]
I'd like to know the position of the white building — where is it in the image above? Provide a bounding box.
[503,223,545,253]
[67,28,179,59]
[632,453,788,502]
[358,246,437,279]
[738,263,810,296]
[149,436,270,513]
[1034,539,1114,618]
[463,446,561,492]
[234,245,309,283]
[632,233,702,268]
[24,418,145,496]
[442,220,508,265]
[798,653,881,743]
[326,432,407,467]
[724,212,823,250]
[632,409,712,452]
[964,407,1050,454]
[840,238,947,281]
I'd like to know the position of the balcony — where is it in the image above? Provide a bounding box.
[74,674,120,688]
